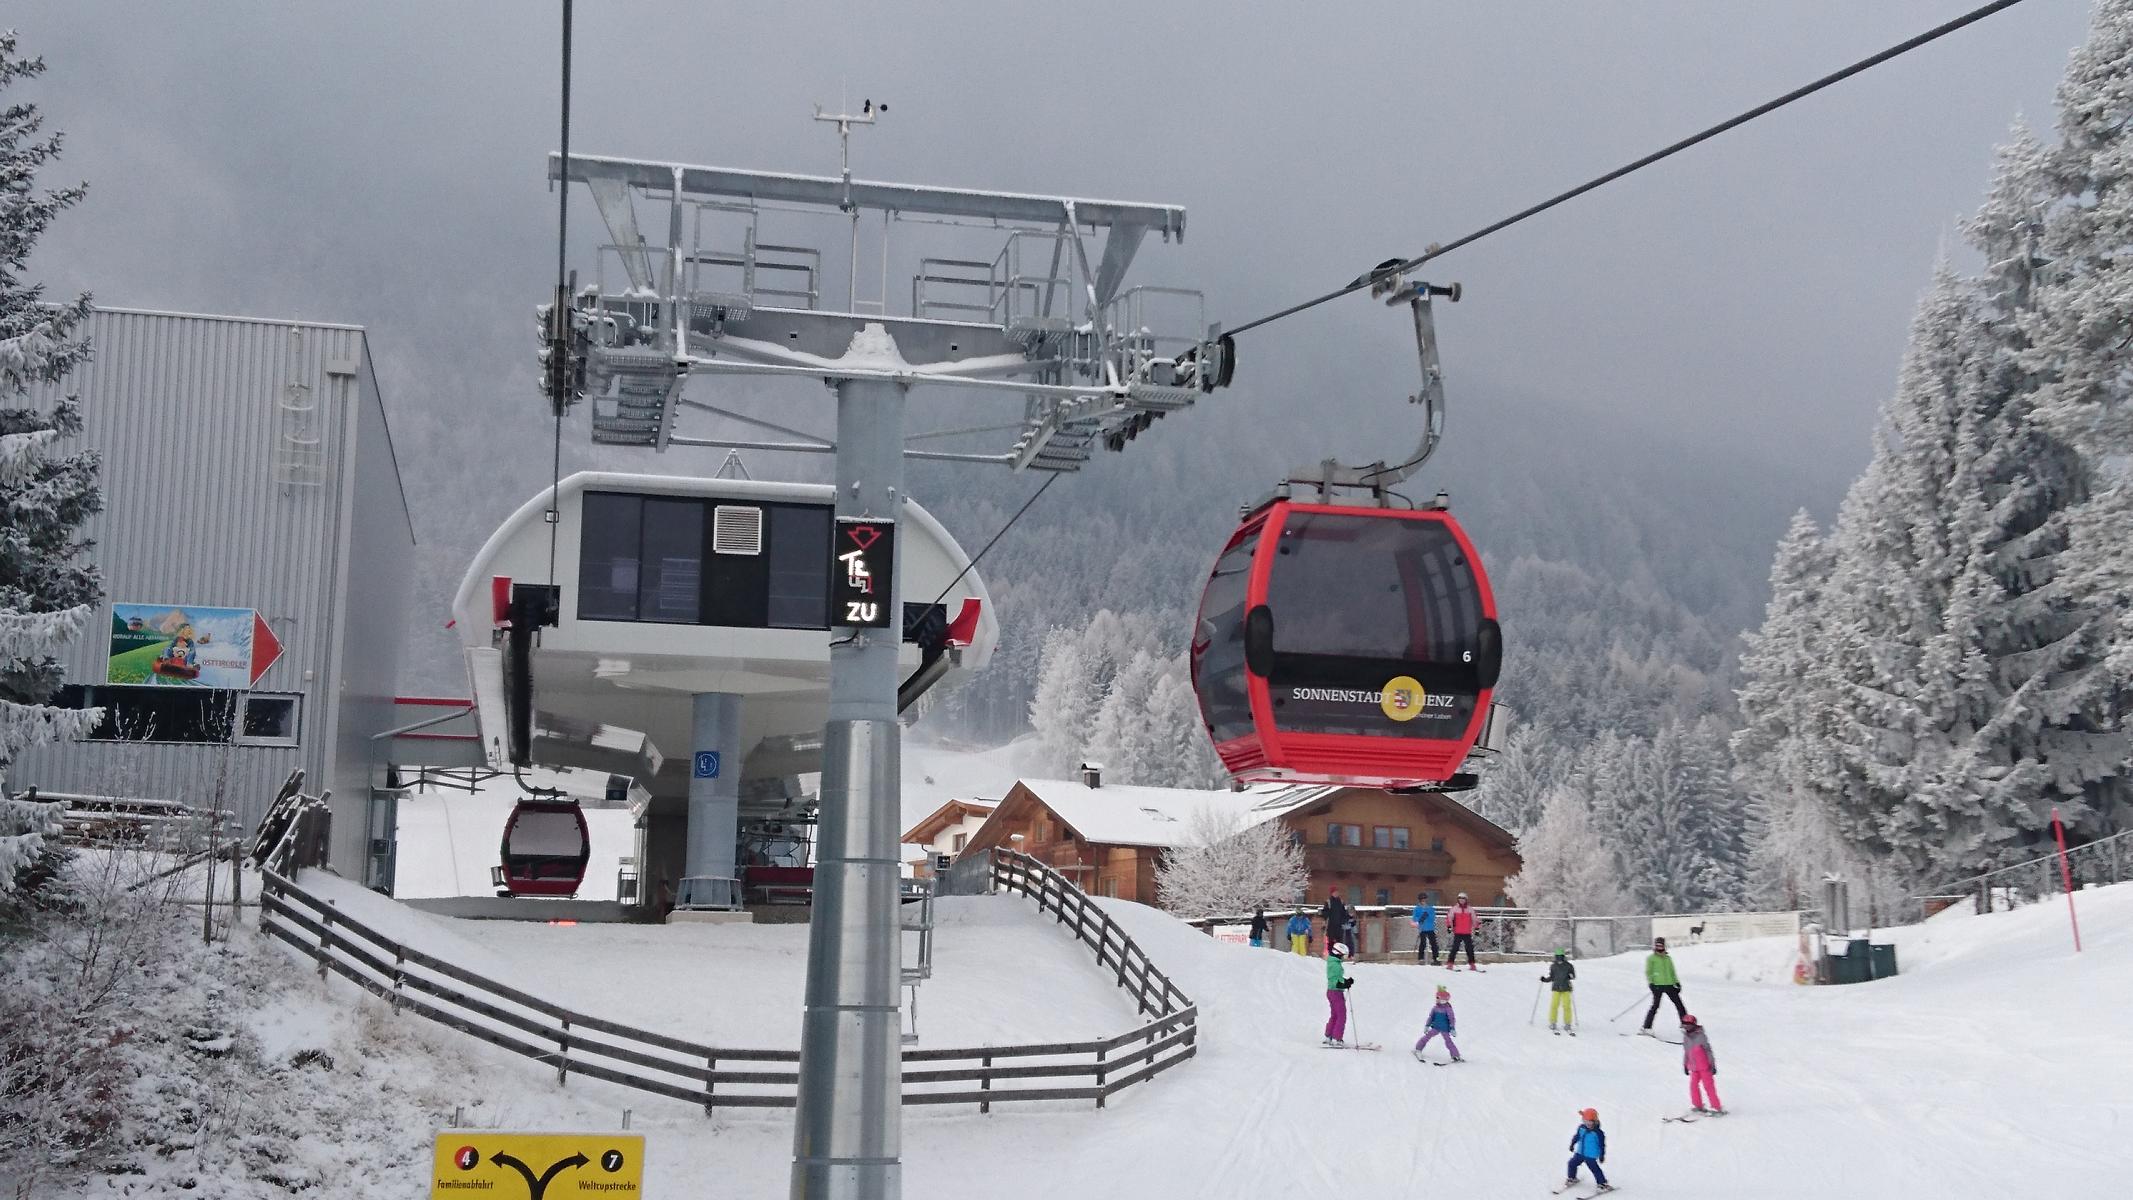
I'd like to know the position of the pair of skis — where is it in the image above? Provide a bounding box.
[1322,1040,1384,1051]
[1549,1182,1616,1197]
[1662,1108,1728,1124]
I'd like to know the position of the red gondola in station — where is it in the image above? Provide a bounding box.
[492,799,592,897]
[1190,268,1500,790]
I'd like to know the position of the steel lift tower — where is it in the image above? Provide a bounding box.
[541,113,1230,1199]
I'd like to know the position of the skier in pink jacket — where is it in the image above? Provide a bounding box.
[1682,1014,1724,1114]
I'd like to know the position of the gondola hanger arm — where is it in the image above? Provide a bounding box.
[1285,260,1459,500]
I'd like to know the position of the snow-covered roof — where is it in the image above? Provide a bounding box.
[1008,777,1336,849]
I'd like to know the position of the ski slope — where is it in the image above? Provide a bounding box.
[246,873,2123,1199]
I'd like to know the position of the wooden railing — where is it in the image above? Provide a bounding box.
[986,849,1195,1019]
[256,841,1197,1114]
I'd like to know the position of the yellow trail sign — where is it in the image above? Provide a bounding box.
[430,1131,645,1200]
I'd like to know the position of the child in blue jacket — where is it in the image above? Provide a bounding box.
[1564,1108,1612,1192]
[1284,910,1311,956]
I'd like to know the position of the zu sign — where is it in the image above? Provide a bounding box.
[832,518,897,629]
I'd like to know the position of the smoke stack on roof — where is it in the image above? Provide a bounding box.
[1078,762,1103,789]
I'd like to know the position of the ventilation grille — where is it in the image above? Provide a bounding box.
[712,505,764,555]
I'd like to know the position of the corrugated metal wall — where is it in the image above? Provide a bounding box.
[325,337,417,878]
[18,309,414,864]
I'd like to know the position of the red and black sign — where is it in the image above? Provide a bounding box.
[832,518,897,629]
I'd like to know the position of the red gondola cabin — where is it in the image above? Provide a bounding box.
[493,799,592,897]
[1190,498,1500,789]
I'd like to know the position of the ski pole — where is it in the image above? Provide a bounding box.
[1610,993,1645,1023]
[1528,979,1544,1026]
[1349,990,1361,1051]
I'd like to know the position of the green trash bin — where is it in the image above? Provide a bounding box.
[1868,942,1898,980]
[1823,940,1872,985]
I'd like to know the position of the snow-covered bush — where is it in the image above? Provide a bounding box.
[1505,785,1632,951]
[1154,807,1306,919]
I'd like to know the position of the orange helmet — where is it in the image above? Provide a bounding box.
[1579,1108,1599,1121]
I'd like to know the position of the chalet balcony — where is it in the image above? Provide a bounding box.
[1303,843,1455,879]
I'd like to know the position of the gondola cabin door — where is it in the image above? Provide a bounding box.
[1191,499,1500,788]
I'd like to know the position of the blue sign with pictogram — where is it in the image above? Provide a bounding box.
[693,751,721,779]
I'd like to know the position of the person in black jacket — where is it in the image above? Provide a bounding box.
[1542,949,1577,1033]
[1321,891,1351,958]
[1248,906,1270,948]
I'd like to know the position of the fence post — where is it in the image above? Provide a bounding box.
[316,902,334,980]
[1095,1046,1107,1110]
[557,1018,571,1086]
[391,948,405,1012]
[980,1054,992,1115]
[704,1055,717,1116]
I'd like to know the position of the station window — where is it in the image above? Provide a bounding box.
[578,492,836,631]
[767,505,831,629]
[61,685,240,744]
[238,693,303,746]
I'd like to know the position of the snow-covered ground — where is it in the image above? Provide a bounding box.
[26,864,2121,1198]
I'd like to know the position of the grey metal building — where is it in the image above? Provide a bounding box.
[21,307,414,881]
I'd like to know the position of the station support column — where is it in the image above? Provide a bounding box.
[791,374,905,1199]
[681,691,743,909]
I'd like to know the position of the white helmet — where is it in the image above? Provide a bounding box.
[1457,892,1469,901]
[1331,942,1350,957]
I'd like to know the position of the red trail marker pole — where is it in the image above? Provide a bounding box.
[2051,807,2082,953]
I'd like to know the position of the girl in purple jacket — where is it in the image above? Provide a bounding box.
[1412,986,1462,1062]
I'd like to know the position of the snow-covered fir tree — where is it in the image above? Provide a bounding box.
[1,31,101,901]
[1465,719,1565,835]
[1792,91,2129,881]
[1153,807,1306,919]
[1732,510,1858,908]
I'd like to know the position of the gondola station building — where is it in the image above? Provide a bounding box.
[18,307,415,883]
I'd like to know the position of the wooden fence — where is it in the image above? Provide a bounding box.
[256,840,1196,1114]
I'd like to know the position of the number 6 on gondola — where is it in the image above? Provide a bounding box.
[1190,498,1501,790]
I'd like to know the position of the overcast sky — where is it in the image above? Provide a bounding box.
[14,0,2097,501]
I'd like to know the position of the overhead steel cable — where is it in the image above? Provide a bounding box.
[909,471,1063,637]
[1224,0,2033,338]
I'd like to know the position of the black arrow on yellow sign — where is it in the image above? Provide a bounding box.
[490,1151,589,1200]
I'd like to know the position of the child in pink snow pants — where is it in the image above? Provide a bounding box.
[1682,1014,1723,1112]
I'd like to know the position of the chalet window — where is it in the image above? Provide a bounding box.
[951,832,967,852]
[1431,836,1447,852]
[1373,826,1410,850]
[1326,822,1362,846]
[1346,885,1363,906]
[1376,888,1391,905]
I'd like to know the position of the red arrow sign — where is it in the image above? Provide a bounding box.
[845,524,882,550]
[251,613,284,687]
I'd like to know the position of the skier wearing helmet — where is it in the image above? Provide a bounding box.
[1412,985,1462,1063]
[1682,1015,1725,1115]
[1542,949,1577,1033]
[1447,892,1479,970]
[1640,936,1688,1034]
[1322,941,1354,1046]
[1561,1108,1612,1193]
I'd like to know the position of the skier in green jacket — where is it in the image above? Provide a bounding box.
[1322,942,1354,1046]
[1639,936,1687,1035]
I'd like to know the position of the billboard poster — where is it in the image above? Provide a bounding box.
[107,603,284,688]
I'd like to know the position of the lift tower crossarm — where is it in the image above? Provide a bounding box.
[550,153,1186,239]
